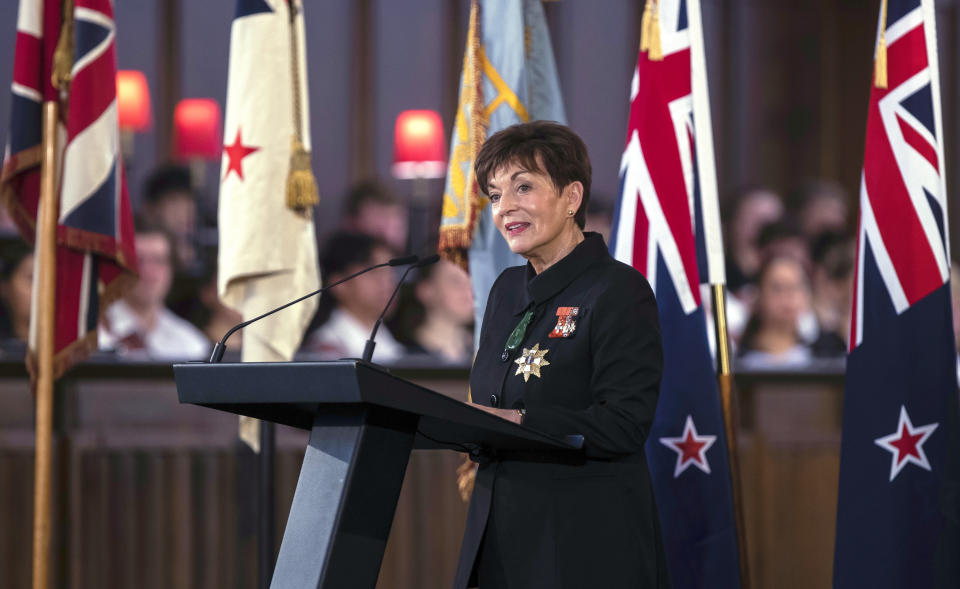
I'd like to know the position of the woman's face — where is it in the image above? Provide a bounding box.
[418,260,474,325]
[335,247,397,318]
[487,160,580,262]
[757,258,810,329]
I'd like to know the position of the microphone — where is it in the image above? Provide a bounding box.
[361,254,441,363]
[208,253,421,363]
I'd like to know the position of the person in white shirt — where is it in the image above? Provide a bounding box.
[99,223,210,360]
[305,232,405,363]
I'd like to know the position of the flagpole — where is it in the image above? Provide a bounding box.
[712,284,750,589]
[32,99,60,589]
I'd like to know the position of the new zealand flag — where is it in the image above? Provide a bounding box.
[610,0,741,586]
[833,1,960,586]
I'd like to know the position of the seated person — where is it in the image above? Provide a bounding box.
[388,259,474,363]
[809,231,855,357]
[142,164,199,269]
[0,239,32,344]
[789,179,849,241]
[340,180,407,252]
[737,254,813,368]
[724,186,785,296]
[171,246,243,349]
[304,232,405,362]
[99,222,210,360]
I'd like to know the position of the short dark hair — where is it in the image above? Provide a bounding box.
[320,231,390,278]
[474,121,592,229]
[143,164,192,204]
[343,180,400,217]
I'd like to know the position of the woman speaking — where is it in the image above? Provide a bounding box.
[455,121,669,588]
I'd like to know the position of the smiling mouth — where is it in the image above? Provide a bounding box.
[505,222,530,236]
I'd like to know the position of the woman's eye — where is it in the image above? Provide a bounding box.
[489,193,501,203]
[517,184,530,193]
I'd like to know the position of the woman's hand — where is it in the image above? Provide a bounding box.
[456,456,477,502]
[471,404,523,424]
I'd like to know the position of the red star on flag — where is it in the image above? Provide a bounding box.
[223,128,259,182]
[659,415,717,478]
[874,405,938,482]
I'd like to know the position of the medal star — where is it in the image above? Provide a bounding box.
[874,405,938,482]
[222,128,260,182]
[659,415,717,478]
[514,343,550,382]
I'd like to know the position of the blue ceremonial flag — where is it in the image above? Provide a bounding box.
[833,1,960,586]
[439,0,565,341]
[610,0,740,586]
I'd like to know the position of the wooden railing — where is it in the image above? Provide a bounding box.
[0,355,845,588]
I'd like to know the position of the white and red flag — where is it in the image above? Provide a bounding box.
[218,0,320,449]
[1,0,137,377]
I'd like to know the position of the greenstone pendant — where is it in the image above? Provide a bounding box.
[505,309,534,352]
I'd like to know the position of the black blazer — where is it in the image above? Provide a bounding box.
[454,233,670,589]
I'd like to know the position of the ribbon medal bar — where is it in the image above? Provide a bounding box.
[549,306,579,339]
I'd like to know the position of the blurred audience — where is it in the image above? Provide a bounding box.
[0,239,32,343]
[0,171,862,371]
[174,246,243,347]
[142,164,199,269]
[789,179,849,241]
[809,231,855,357]
[389,259,474,363]
[304,232,405,362]
[99,222,210,360]
[341,180,408,252]
[738,255,813,368]
[724,186,784,296]
[755,220,811,273]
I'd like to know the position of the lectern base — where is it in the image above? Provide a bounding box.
[271,408,417,589]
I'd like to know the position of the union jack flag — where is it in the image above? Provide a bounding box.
[834,1,960,586]
[1,0,137,377]
[610,1,740,586]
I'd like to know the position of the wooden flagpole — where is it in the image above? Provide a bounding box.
[32,99,60,589]
[712,284,751,589]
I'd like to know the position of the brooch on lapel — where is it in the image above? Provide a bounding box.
[549,306,579,338]
[514,343,550,382]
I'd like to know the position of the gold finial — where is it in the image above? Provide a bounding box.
[875,0,888,89]
[648,0,663,61]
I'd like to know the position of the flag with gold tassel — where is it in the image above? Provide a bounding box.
[439,0,566,343]
[218,0,320,450]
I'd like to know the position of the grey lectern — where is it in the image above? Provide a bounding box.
[174,360,582,589]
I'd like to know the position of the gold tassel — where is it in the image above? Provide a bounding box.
[640,0,653,52]
[874,0,888,89]
[285,136,319,213]
[648,0,663,61]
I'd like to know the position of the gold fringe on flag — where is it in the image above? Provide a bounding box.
[285,0,319,213]
[438,0,485,273]
[874,0,888,89]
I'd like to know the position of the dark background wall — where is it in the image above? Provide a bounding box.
[2,0,959,253]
